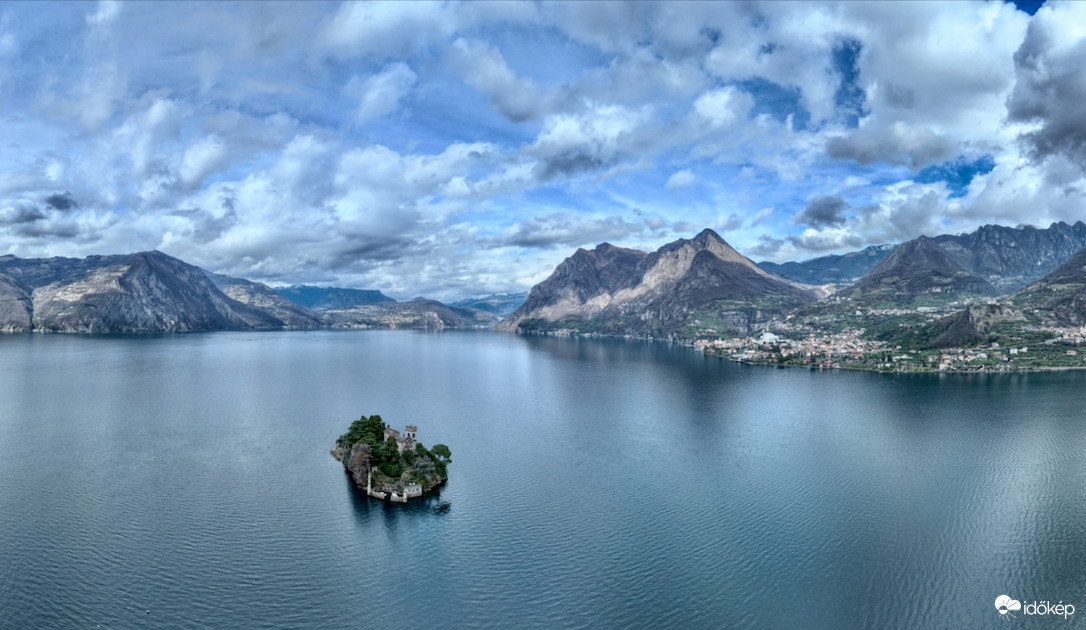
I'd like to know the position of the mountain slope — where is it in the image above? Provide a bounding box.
[13,251,284,332]
[204,272,323,327]
[497,229,816,338]
[1009,244,1086,326]
[836,236,997,306]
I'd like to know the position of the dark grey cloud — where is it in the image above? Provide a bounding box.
[793,195,848,228]
[748,234,786,259]
[786,231,864,255]
[169,205,238,242]
[11,219,80,239]
[328,235,416,266]
[1006,19,1086,169]
[533,149,607,181]
[497,213,645,249]
[825,124,956,170]
[0,201,47,225]
[44,191,77,211]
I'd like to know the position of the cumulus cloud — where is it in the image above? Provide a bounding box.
[529,104,653,181]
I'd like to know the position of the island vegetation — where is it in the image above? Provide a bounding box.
[331,414,450,502]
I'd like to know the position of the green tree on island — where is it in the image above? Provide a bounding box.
[380,435,404,477]
[431,444,451,462]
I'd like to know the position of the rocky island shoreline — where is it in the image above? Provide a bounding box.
[332,415,450,502]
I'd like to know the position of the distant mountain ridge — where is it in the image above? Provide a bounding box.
[273,285,395,311]
[498,229,817,338]
[933,221,1086,293]
[450,292,528,318]
[760,221,1086,292]
[757,244,894,286]
[323,297,500,329]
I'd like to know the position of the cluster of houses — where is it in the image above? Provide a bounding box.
[698,329,887,366]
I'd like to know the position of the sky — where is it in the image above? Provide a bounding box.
[2,0,1085,300]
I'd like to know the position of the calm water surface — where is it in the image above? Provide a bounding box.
[1,330,1084,629]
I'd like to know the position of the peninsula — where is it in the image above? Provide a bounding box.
[332,415,450,502]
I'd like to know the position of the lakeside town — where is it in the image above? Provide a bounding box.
[696,324,1086,373]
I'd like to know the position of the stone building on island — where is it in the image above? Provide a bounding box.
[383,424,418,454]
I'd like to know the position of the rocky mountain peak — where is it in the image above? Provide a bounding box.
[497,230,817,337]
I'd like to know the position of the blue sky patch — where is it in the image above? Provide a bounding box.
[737,78,811,131]
[916,155,996,198]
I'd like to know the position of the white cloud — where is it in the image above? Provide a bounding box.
[317,1,457,60]
[447,38,548,122]
[347,63,418,124]
[693,87,753,128]
[529,104,654,181]
[750,207,773,227]
[665,169,697,189]
[179,135,229,189]
[87,0,122,27]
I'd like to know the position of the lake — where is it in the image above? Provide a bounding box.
[1,330,1084,628]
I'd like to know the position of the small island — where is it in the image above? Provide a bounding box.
[331,414,450,502]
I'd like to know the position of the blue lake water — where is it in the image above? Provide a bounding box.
[1,330,1084,628]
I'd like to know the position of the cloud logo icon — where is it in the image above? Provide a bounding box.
[996,595,1022,617]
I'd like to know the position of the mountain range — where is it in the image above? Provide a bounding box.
[0,251,495,333]
[450,292,529,318]
[4,220,1086,340]
[503,221,1086,342]
[758,221,1086,292]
